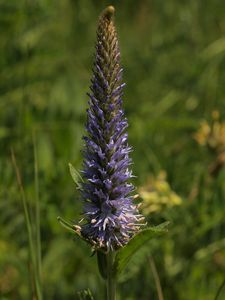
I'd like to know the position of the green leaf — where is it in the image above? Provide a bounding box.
[57,216,93,246]
[113,222,169,276]
[68,162,83,189]
[57,216,79,235]
[78,289,94,300]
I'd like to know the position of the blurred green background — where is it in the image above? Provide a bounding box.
[1,0,225,299]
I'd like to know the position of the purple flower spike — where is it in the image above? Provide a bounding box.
[79,6,144,251]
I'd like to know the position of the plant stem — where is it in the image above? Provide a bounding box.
[149,255,164,300]
[107,251,116,300]
[33,133,42,298]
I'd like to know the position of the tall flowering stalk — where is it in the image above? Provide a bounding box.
[80,6,143,253]
[80,6,143,299]
[58,6,168,300]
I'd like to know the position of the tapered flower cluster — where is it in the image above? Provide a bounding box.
[80,6,143,251]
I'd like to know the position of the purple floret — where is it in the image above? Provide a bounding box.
[79,6,144,251]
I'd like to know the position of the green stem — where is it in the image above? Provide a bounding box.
[107,251,116,300]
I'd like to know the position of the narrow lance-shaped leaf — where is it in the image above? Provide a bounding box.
[57,216,97,247]
[113,222,170,276]
[57,216,78,234]
[68,162,83,189]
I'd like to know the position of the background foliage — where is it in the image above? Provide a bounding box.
[1,0,225,299]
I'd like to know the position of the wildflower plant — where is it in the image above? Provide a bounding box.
[58,6,168,299]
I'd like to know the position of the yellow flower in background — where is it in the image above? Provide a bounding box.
[194,110,225,153]
[194,110,225,176]
[139,171,182,215]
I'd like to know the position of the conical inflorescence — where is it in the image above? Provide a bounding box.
[80,6,144,251]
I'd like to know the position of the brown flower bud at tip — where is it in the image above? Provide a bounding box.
[101,5,115,20]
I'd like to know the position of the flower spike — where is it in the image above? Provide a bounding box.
[78,6,144,252]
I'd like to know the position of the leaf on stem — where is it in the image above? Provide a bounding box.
[68,162,83,189]
[113,222,169,276]
[57,216,81,235]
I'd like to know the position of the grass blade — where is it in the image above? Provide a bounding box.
[11,148,42,300]
[33,132,42,297]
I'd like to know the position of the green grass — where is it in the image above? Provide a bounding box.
[0,0,225,299]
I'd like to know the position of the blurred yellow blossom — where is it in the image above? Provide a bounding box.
[194,110,225,153]
[194,111,225,175]
[138,171,182,215]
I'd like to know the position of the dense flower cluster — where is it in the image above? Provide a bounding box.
[79,6,143,251]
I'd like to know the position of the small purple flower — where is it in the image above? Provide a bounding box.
[80,6,144,251]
